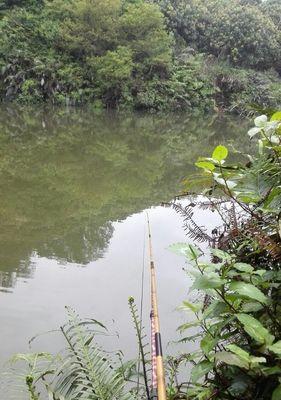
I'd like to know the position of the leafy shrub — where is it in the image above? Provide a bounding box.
[87,46,133,107]
[262,0,281,28]
[0,0,172,107]
[18,78,42,103]
[160,0,281,70]
[169,112,281,399]
[118,1,172,77]
[133,56,215,111]
[206,61,281,115]
[204,0,281,70]
[1,0,281,110]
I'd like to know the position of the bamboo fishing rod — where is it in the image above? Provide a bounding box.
[147,214,167,400]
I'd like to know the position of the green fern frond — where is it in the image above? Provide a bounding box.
[2,352,55,400]
[3,309,136,400]
[51,308,134,400]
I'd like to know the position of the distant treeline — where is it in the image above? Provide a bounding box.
[0,0,281,113]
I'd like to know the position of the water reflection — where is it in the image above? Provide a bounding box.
[0,106,250,290]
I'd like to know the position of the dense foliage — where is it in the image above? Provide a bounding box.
[159,0,281,70]
[4,308,136,400]
[0,0,172,107]
[0,0,280,112]
[167,111,281,398]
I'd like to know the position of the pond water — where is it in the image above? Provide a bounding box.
[0,106,250,393]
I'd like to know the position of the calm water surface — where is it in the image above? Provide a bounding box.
[0,106,250,391]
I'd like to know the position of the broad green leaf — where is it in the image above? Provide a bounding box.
[168,242,189,257]
[213,175,226,185]
[249,356,267,367]
[268,341,281,356]
[226,344,266,368]
[214,174,237,190]
[211,248,232,262]
[181,300,202,313]
[203,301,228,319]
[270,111,281,122]
[254,115,267,127]
[177,334,202,343]
[226,344,251,364]
[263,187,281,211]
[199,262,224,272]
[225,180,237,189]
[237,194,260,203]
[228,377,250,396]
[236,314,275,345]
[229,282,268,304]
[168,243,200,259]
[272,384,281,400]
[248,127,261,138]
[191,360,213,382]
[177,321,200,333]
[271,135,280,144]
[195,160,215,171]
[212,145,228,161]
[213,173,236,189]
[191,274,226,291]
[253,269,267,277]
[262,366,281,376]
[227,269,247,279]
[241,301,263,313]
[215,351,248,369]
[200,334,219,356]
[233,263,254,273]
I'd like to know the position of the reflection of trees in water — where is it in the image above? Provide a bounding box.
[0,106,251,288]
[0,258,36,291]
[39,222,114,264]
[0,271,16,291]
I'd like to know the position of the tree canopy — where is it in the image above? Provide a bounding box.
[160,0,281,69]
[0,0,280,112]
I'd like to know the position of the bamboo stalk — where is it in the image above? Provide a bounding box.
[147,214,167,400]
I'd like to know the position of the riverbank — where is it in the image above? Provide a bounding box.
[1,0,281,115]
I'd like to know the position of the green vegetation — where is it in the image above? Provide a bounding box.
[4,112,280,399]
[6,308,136,400]
[167,111,281,398]
[160,0,281,69]
[0,0,280,113]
